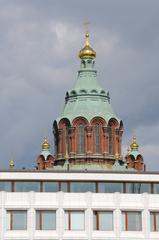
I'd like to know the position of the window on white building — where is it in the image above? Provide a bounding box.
[65,210,85,230]
[60,182,68,192]
[98,182,123,193]
[14,181,40,192]
[93,211,113,231]
[0,181,11,191]
[153,184,159,194]
[36,210,56,230]
[43,182,58,192]
[122,211,142,231]
[150,212,159,231]
[6,210,27,230]
[126,183,151,193]
[70,182,96,192]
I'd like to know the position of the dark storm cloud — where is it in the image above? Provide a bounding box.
[0,0,159,170]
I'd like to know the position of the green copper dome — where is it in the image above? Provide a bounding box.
[57,33,118,124]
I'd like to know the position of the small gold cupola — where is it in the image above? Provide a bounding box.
[42,137,50,150]
[9,159,15,169]
[79,32,96,59]
[130,133,139,151]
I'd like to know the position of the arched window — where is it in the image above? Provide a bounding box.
[94,124,100,153]
[108,127,113,154]
[78,125,85,154]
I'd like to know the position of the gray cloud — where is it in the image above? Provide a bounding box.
[0,0,159,170]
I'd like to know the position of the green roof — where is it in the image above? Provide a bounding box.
[129,149,141,158]
[57,58,119,124]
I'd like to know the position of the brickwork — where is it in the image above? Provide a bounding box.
[53,116,123,163]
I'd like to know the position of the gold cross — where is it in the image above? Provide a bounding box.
[133,128,136,139]
[84,18,90,33]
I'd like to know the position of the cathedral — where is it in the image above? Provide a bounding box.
[0,31,159,240]
[37,31,144,172]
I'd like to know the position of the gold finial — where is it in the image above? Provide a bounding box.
[85,31,89,46]
[79,20,96,59]
[84,19,90,47]
[115,138,119,160]
[42,137,50,150]
[9,159,15,169]
[115,152,119,160]
[64,143,69,161]
[130,129,139,151]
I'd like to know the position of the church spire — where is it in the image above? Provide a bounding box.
[57,29,117,123]
[53,29,123,171]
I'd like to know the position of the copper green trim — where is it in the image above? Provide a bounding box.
[57,58,119,124]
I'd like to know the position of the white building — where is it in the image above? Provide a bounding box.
[0,171,159,239]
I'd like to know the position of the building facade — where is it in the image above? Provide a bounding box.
[0,171,159,240]
[0,32,158,240]
[37,31,144,172]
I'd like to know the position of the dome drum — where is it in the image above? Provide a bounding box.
[36,31,144,172]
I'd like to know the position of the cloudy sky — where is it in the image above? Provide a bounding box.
[0,0,159,170]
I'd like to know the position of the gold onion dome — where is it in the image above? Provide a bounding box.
[9,159,15,168]
[42,137,50,150]
[130,136,139,151]
[79,32,96,59]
